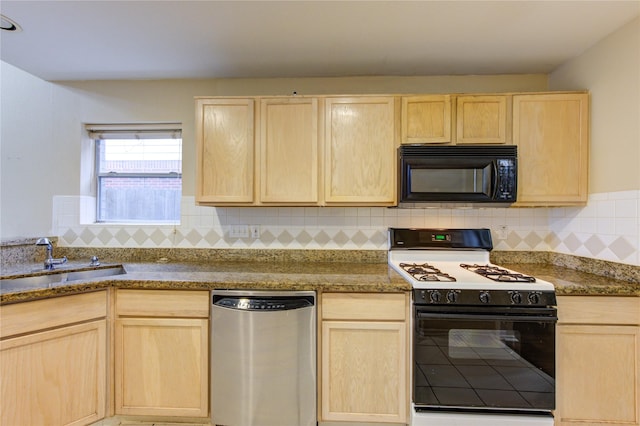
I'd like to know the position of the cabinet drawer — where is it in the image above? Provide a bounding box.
[558,296,640,325]
[1,291,107,339]
[116,289,209,318]
[322,292,407,321]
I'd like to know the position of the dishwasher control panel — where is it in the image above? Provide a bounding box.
[213,295,314,311]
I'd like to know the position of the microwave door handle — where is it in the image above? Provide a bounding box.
[491,161,499,198]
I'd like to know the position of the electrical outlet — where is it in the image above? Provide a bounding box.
[496,225,508,240]
[228,225,249,238]
[249,225,260,239]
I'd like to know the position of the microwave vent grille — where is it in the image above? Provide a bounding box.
[400,145,517,158]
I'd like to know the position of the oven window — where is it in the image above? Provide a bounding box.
[414,316,555,411]
[449,329,521,360]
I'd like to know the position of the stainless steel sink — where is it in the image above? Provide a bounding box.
[1,265,126,288]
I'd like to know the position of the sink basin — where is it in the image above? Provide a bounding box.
[1,265,126,288]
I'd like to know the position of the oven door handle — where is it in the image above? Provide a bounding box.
[416,312,558,323]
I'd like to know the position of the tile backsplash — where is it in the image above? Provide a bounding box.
[52,190,640,266]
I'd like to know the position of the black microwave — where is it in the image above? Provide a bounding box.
[398,145,517,205]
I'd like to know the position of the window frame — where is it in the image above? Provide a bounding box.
[88,123,183,224]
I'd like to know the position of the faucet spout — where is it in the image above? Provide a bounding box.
[36,237,67,270]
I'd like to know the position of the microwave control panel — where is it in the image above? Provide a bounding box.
[496,158,517,201]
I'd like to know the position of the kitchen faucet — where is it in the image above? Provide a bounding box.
[36,237,67,270]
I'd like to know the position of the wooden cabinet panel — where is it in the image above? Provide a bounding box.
[557,296,640,325]
[456,95,509,144]
[321,321,407,423]
[114,317,209,417]
[556,325,639,425]
[114,290,209,417]
[322,292,406,321]
[1,290,107,338]
[325,96,397,205]
[401,95,452,144]
[513,93,589,206]
[260,97,319,203]
[556,296,640,426]
[320,292,409,423]
[1,320,107,426]
[196,98,254,203]
[116,289,209,318]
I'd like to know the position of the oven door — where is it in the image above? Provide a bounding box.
[413,305,556,413]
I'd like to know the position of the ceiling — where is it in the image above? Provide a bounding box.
[1,1,638,81]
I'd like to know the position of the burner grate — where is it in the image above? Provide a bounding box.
[460,263,536,283]
[399,262,457,282]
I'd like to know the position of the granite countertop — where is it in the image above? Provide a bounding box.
[0,261,411,304]
[500,263,640,297]
[1,259,638,305]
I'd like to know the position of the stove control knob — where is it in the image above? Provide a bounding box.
[429,290,442,303]
[479,291,491,304]
[528,292,541,305]
[446,290,459,303]
[510,291,523,304]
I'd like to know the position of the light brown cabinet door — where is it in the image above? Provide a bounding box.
[456,95,509,144]
[556,324,639,425]
[196,98,254,204]
[325,96,397,205]
[401,95,452,144]
[114,317,209,417]
[513,93,589,206]
[1,320,107,426]
[321,320,407,423]
[260,97,319,203]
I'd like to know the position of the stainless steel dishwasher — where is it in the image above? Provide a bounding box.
[211,290,316,426]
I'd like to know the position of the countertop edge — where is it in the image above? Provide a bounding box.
[1,260,638,305]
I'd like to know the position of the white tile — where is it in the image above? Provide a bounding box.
[357,207,371,217]
[615,199,637,218]
[615,218,638,237]
[596,217,616,235]
[596,199,615,218]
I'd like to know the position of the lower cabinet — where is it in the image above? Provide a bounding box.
[556,296,640,426]
[114,289,209,417]
[0,291,108,426]
[320,292,410,424]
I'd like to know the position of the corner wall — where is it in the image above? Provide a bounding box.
[548,16,640,266]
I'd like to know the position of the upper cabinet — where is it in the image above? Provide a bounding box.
[324,96,397,205]
[196,95,397,206]
[196,91,589,207]
[456,95,509,144]
[259,97,320,204]
[401,95,452,144]
[513,93,589,206]
[401,94,509,145]
[195,98,254,204]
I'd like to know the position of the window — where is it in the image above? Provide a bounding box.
[88,124,182,223]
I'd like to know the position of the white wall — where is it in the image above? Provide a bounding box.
[548,16,640,265]
[549,16,640,193]
[0,62,55,239]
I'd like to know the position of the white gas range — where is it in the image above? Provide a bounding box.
[389,228,557,426]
